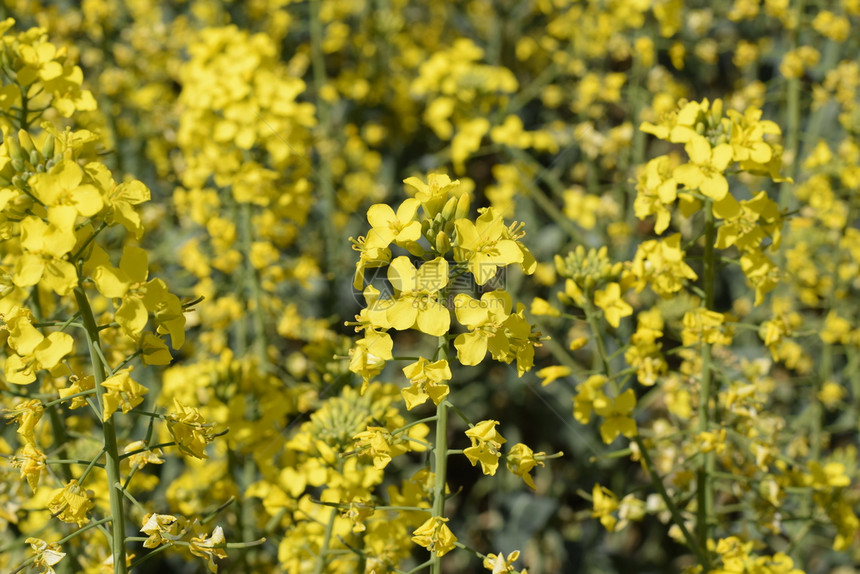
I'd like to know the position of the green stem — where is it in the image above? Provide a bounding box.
[697,202,717,552]
[582,296,613,386]
[634,436,711,568]
[309,0,340,296]
[240,202,267,366]
[312,506,337,574]
[430,396,449,574]
[779,0,805,210]
[585,280,710,567]
[74,287,127,574]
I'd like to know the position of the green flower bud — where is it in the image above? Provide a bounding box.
[454,193,470,220]
[5,134,24,163]
[41,134,55,160]
[435,231,451,255]
[17,129,35,154]
[440,196,458,221]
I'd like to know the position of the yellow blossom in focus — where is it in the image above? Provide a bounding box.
[189,526,228,573]
[101,367,148,421]
[412,516,457,557]
[464,420,507,475]
[47,479,93,526]
[483,550,524,573]
[26,537,65,574]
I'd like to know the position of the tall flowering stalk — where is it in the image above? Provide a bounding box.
[347,173,556,572]
[0,20,260,574]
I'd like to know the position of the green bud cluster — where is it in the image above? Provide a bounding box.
[1,129,61,190]
[422,193,470,257]
[554,245,622,292]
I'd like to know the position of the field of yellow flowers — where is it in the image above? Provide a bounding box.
[0,1,859,573]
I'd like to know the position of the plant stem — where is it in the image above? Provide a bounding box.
[312,506,337,574]
[696,202,717,553]
[430,397,449,574]
[74,287,127,574]
[779,0,805,210]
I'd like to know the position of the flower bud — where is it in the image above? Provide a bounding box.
[454,192,470,220]
[440,196,458,221]
[5,134,24,163]
[17,129,35,154]
[41,134,55,160]
[435,231,451,255]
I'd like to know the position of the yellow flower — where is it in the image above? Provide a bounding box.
[506,443,545,490]
[26,537,66,574]
[349,335,393,391]
[631,234,698,297]
[681,309,732,347]
[366,198,422,248]
[28,159,104,217]
[140,513,184,548]
[10,442,46,491]
[715,191,781,252]
[3,306,74,385]
[57,374,95,409]
[673,135,734,200]
[453,290,512,365]
[402,357,452,410]
[93,245,186,347]
[101,367,148,421]
[353,426,394,469]
[189,526,228,573]
[536,365,571,387]
[166,399,216,459]
[594,282,633,328]
[47,479,93,526]
[13,207,78,295]
[386,256,451,336]
[529,297,561,317]
[404,173,463,218]
[591,484,619,531]
[124,440,165,469]
[464,419,507,475]
[4,398,43,446]
[593,389,637,444]
[412,516,457,557]
[634,155,679,234]
[454,207,530,285]
[572,374,608,424]
[483,550,523,573]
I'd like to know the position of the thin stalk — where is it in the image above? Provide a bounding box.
[309,0,340,297]
[312,507,337,574]
[696,203,717,551]
[779,0,805,210]
[430,397,449,574]
[585,280,710,567]
[634,436,711,568]
[74,287,127,574]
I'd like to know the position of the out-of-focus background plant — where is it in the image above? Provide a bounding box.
[0,0,859,573]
